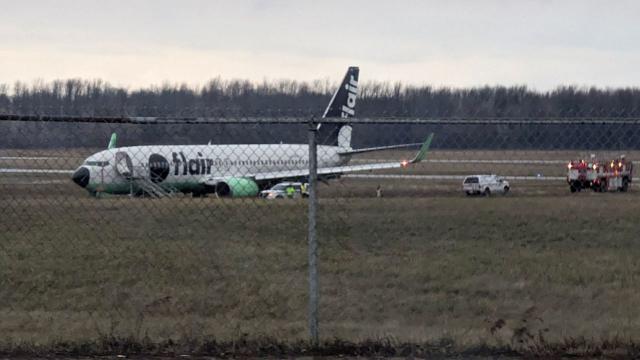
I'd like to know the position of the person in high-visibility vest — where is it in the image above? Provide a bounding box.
[286,186,295,198]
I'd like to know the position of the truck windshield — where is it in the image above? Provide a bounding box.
[271,184,289,191]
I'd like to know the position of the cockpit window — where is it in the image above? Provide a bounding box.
[84,160,110,167]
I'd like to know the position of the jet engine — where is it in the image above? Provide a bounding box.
[214,178,260,197]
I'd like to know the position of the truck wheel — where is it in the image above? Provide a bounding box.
[571,181,582,192]
[621,178,629,192]
[483,188,491,197]
[503,186,509,195]
[465,191,472,196]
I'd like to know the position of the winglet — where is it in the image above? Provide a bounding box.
[410,133,434,163]
[107,133,117,149]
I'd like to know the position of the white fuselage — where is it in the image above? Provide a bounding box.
[74,144,348,194]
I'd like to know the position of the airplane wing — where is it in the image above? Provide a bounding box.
[253,133,433,182]
[337,142,424,155]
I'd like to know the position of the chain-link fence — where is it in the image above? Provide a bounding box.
[2,114,640,355]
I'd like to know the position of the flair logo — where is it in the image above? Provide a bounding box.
[172,152,215,176]
[341,75,358,118]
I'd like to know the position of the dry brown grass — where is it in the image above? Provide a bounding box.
[2,179,640,347]
[2,148,640,356]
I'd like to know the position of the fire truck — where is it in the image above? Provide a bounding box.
[567,156,633,193]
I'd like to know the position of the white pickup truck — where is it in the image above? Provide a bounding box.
[259,182,309,199]
[463,175,510,196]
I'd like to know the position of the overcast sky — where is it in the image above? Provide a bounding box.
[1,0,639,90]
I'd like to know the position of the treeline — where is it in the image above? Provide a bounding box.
[1,79,640,117]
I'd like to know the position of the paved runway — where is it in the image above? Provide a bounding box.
[0,168,73,174]
[353,158,567,164]
[344,174,565,181]
[0,156,63,160]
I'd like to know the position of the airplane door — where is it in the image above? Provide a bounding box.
[115,151,133,179]
[97,164,105,193]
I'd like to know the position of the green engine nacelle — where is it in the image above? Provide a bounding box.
[215,178,259,197]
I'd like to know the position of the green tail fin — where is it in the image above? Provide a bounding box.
[107,133,117,149]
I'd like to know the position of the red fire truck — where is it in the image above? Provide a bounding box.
[567,156,633,193]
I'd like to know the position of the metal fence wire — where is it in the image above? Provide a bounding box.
[2,115,640,349]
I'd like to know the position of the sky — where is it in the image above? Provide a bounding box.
[1,0,639,91]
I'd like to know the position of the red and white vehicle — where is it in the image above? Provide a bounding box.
[567,156,633,192]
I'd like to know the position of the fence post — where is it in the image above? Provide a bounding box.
[307,117,319,345]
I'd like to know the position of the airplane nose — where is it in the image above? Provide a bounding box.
[72,167,90,188]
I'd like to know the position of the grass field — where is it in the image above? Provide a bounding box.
[3,182,640,345]
[2,148,640,356]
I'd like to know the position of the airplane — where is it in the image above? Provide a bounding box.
[71,67,434,197]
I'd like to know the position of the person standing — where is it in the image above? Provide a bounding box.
[376,184,383,198]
